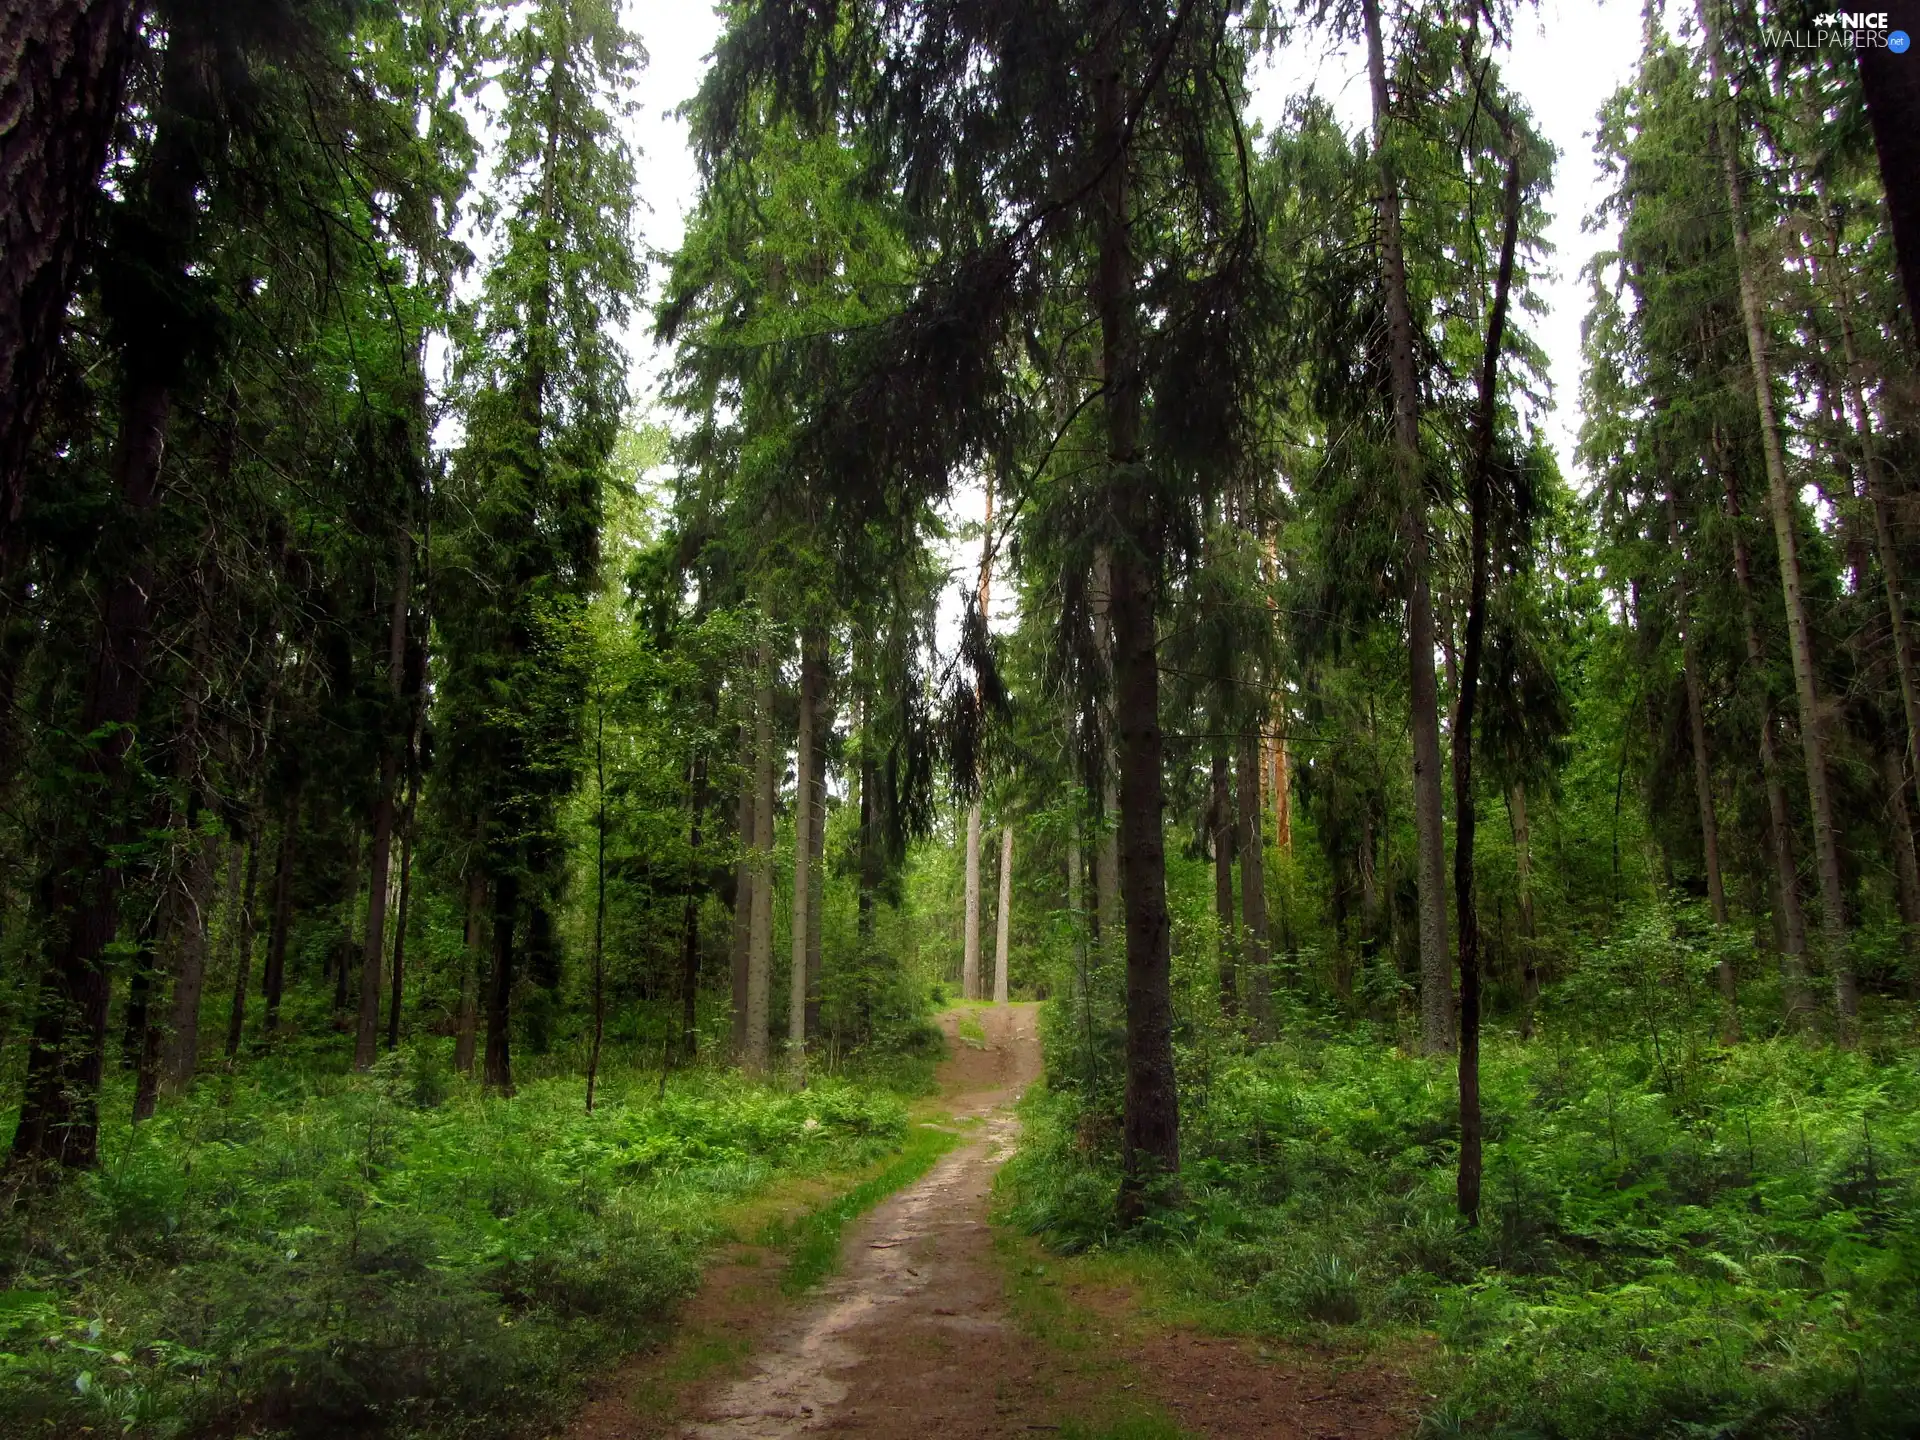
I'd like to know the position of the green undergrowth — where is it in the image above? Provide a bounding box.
[765,1121,958,1292]
[1003,1022,1920,1439]
[0,1043,922,1439]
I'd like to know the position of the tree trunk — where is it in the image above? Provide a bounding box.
[263,797,297,1035]
[745,657,775,1075]
[1362,0,1450,1057]
[1511,783,1539,1039]
[0,0,140,524]
[1702,4,1856,1030]
[1211,743,1238,1015]
[963,800,983,999]
[993,824,1014,1004]
[1884,745,1920,985]
[588,698,609,1110]
[483,869,518,1093]
[1451,135,1522,1225]
[1856,0,1920,343]
[790,633,819,1060]
[1668,489,1738,1040]
[1093,544,1123,948]
[680,748,707,1064]
[454,866,484,1074]
[1093,7,1178,1212]
[355,531,411,1069]
[731,724,754,1060]
[805,660,829,1039]
[1237,732,1271,1031]
[225,827,260,1060]
[1721,450,1814,1023]
[161,821,217,1090]
[126,907,161,1122]
[385,805,415,1052]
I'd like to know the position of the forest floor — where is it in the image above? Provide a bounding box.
[565,1004,1416,1439]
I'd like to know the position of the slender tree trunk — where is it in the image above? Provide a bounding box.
[0,0,140,523]
[1668,489,1738,1039]
[483,869,518,1093]
[1093,6,1177,1210]
[162,822,217,1090]
[1362,0,1450,1056]
[790,633,819,1059]
[993,824,1014,1004]
[356,533,411,1069]
[1211,743,1238,1016]
[385,801,415,1052]
[1451,135,1522,1225]
[1702,4,1855,1029]
[745,655,775,1075]
[1092,545,1122,946]
[263,797,296,1035]
[1271,728,1292,854]
[454,866,484,1074]
[680,748,707,1064]
[225,828,260,1061]
[805,695,827,1039]
[1511,783,1539,1039]
[127,907,161,1122]
[1722,452,1814,1022]
[731,725,754,1061]
[588,698,609,1111]
[963,801,983,999]
[1856,0,1920,343]
[1237,732,1271,1031]
[1883,746,1920,984]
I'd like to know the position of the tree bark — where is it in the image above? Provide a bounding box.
[1237,731,1271,1031]
[1362,0,1450,1056]
[790,632,819,1060]
[745,655,775,1074]
[263,797,297,1035]
[1211,743,1238,1015]
[483,869,518,1093]
[731,724,754,1061]
[1092,5,1178,1212]
[805,703,827,1038]
[454,866,484,1074]
[1668,488,1738,1040]
[1721,449,1814,1023]
[356,531,411,1069]
[1701,4,1856,1030]
[1511,783,1539,1039]
[0,0,140,526]
[680,748,707,1064]
[161,821,217,1091]
[962,800,983,999]
[993,823,1014,1004]
[1451,134,1522,1225]
[1091,544,1122,947]
[8,37,203,1162]
[1856,0,1920,344]
[385,801,415,1052]
[225,828,260,1060]
[1883,746,1920,986]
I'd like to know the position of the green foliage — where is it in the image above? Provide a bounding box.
[1006,1004,1920,1437]
[768,1122,959,1293]
[0,1049,909,1437]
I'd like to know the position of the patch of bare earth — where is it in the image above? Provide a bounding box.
[563,1005,1417,1439]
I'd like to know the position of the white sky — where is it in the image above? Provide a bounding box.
[623,0,1644,642]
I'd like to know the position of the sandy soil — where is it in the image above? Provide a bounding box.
[565,1005,1417,1439]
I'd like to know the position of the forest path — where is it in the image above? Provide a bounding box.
[568,1004,1414,1439]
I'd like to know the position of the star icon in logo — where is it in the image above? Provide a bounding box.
[1813,11,1836,23]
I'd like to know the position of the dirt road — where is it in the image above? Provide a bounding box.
[571,1004,1415,1439]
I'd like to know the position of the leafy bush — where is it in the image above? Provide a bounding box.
[1003,1027,1920,1438]
[0,1045,911,1438]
